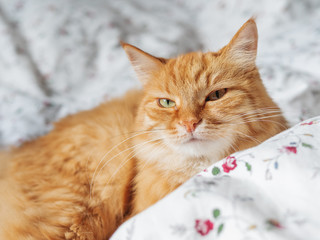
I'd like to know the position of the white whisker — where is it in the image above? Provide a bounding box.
[232,129,262,145]
[136,142,167,177]
[223,110,284,122]
[226,118,287,129]
[101,139,166,195]
[90,130,152,198]
[91,136,166,198]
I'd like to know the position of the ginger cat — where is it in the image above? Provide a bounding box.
[0,19,287,239]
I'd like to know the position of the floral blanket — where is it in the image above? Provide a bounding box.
[111,116,320,240]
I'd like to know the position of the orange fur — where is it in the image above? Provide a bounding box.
[0,19,287,239]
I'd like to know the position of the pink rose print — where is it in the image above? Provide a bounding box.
[283,146,297,154]
[301,121,313,126]
[222,156,237,173]
[195,219,214,236]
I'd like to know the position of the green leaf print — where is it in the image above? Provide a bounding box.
[213,209,220,219]
[217,223,224,234]
[302,142,313,149]
[245,162,252,171]
[212,167,220,176]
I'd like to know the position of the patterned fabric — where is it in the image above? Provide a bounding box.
[111,116,320,240]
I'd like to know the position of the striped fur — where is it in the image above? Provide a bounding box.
[0,19,287,239]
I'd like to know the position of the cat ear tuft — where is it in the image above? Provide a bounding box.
[121,42,165,85]
[223,18,258,66]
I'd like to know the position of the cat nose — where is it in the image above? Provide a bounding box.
[179,119,202,133]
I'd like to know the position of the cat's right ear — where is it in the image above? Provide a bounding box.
[121,42,166,85]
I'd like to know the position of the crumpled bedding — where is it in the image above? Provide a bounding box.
[111,116,320,240]
[0,0,320,147]
[0,1,320,239]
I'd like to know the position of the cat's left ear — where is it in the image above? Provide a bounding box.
[222,18,258,66]
[121,42,166,85]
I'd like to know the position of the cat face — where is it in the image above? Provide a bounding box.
[123,19,284,161]
[138,52,257,158]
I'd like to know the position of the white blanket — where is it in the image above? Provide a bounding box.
[0,0,320,146]
[112,116,320,240]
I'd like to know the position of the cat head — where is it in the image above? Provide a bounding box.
[122,19,285,162]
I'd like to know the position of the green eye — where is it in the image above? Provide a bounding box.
[206,88,227,101]
[158,99,176,108]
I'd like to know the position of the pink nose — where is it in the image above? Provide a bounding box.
[179,119,202,133]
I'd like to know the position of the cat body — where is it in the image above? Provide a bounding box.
[0,91,141,239]
[0,19,287,239]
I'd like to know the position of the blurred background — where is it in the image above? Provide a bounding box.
[0,0,319,147]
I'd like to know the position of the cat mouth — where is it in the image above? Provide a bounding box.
[183,136,206,144]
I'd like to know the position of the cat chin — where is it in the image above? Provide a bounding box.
[170,138,230,159]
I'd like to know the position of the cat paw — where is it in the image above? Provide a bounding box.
[65,224,94,240]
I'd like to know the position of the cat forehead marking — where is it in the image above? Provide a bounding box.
[167,53,220,86]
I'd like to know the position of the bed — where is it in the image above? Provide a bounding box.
[0,0,319,239]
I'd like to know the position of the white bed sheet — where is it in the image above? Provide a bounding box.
[0,0,320,146]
